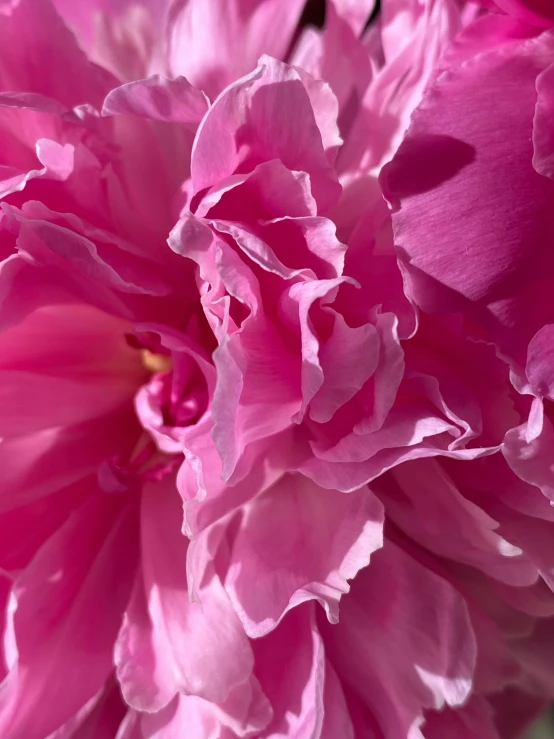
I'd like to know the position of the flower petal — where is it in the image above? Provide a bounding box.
[0,493,138,739]
[166,0,306,98]
[224,476,384,636]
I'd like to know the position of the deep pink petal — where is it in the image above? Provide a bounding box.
[50,0,169,54]
[0,410,137,514]
[254,604,325,738]
[0,493,138,739]
[320,660,355,739]
[0,0,115,108]
[494,0,554,27]
[0,304,144,436]
[533,61,554,178]
[382,31,554,369]
[423,696,500,739]
[44,676,128,739]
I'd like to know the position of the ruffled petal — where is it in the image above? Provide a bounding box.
[223,475,384,636]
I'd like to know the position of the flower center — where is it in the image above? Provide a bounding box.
[140,349,172,373]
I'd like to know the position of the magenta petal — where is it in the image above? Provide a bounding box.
[533,61,554,179]
[0,411,136,514]
[43,676,128,739]
[0,478,91,572]
[9,203,172,297]
[0,304,143,437]
[494,0,554,27]
[423,696,501,739]
[383,31,554,368]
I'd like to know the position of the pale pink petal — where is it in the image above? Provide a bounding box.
[296,70,343,164]
[102,75,209,131]
[526,324,554,400]
[504,412,554,496]
[292,1,372,118]
[309,314,380,423]
[332,0,376,36]
[170,215,302,481]
[376,459,538,586]
[533,61,554,181]
[321,541,477,736]
[179,429,291,539]
[166,0,306,98]
[115,711,143,739]
[281,277,351,421]
[195,159,317,220]
[339,0,465,176]
[191,56,341,213]
[223,476,384,636]
[115,478,254,710]
[140,682,272,739]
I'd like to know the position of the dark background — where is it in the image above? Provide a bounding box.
[300,0,381,29]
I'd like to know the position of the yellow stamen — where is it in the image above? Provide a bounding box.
[140,349,172,373]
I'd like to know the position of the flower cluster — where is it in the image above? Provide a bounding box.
[1,0,554,737]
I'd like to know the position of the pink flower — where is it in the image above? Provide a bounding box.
[1,0,553,737]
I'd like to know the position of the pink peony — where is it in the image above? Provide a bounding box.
[2,0,554,737]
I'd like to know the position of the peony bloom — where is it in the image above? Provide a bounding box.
[2,0,554,737]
